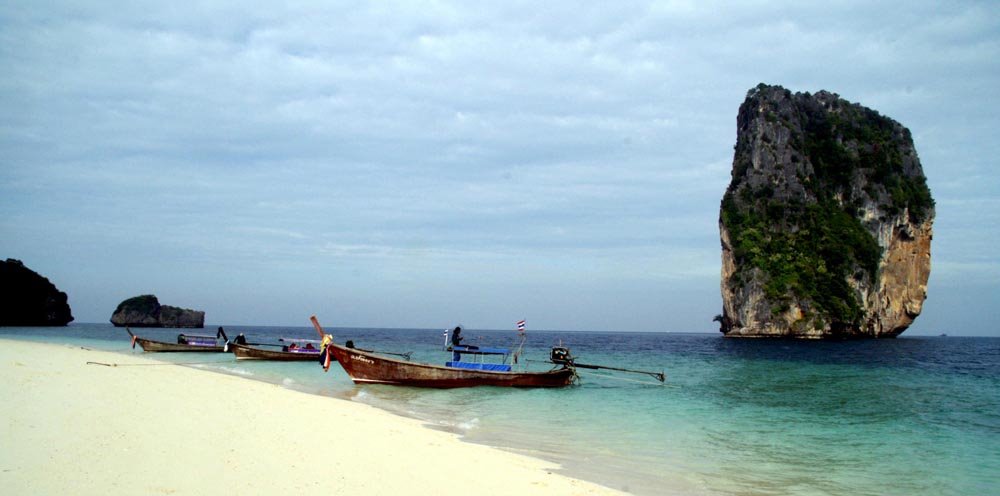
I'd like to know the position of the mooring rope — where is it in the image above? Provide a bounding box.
[85,361,227,367]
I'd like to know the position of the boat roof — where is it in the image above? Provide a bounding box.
[453,345,509,355]
[179,334,218,339]
[279,337,321,343]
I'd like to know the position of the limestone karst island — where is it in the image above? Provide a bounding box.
[0,259,74,326]
[110,294,206,328]
[717,84,934,339]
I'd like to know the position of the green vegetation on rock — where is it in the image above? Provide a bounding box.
[794,94,934,223]
[114,294,160,316]
[722,193,880,324]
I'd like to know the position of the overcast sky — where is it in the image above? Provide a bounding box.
[2,1,997,335]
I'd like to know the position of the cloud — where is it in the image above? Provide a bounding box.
[1,1,998,333]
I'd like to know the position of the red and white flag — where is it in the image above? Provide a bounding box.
[516,320,526,332]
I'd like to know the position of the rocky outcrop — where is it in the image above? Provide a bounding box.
[0,259,74,326]
[110,294,204,328]
[718,84,934,339]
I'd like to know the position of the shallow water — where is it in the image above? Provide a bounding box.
[4,324,998,495]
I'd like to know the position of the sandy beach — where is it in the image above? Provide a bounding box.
[0,339,625,495]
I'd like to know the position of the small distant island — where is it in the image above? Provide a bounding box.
[110,294,205,328]
[0,258,74,326]
[717,84,934,339]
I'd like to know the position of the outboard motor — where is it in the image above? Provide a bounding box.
[550,346,573,365]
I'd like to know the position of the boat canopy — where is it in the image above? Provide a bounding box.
[452,345,509,356]
[286,347,320,354]
[279,337,322,343]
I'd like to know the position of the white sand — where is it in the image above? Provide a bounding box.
[0,339,626,495]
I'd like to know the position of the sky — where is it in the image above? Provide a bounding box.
[1,1,998,335]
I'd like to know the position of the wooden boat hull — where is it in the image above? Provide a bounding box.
[326,343,575,388]
[230,343,321,361]
[134,337,226,353]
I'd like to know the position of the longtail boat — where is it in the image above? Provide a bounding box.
[311,316,575,388]
[126,327,228,352]
[324,342,576,387]
[228,338,322,361]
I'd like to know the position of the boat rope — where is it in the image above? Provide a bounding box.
[85,360,228,367]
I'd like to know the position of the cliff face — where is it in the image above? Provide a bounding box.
[0,259,74,326]
[719,84,934,339]
[110,294,205,328]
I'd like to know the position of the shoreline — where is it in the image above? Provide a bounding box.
[0,338,627,495]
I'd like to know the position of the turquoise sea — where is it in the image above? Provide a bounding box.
[3,323,998,495]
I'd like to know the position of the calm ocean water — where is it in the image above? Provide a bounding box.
[3,323,998,495]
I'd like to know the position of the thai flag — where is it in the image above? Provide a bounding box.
[516,320,526,332]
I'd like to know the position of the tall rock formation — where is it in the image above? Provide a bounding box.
[0,259,74,326]
[110,294,205,328]
[718,84,934,339]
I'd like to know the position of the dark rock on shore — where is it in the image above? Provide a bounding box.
[0,259,74,326]
[110,294,205,328]
[718,84,934,339]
